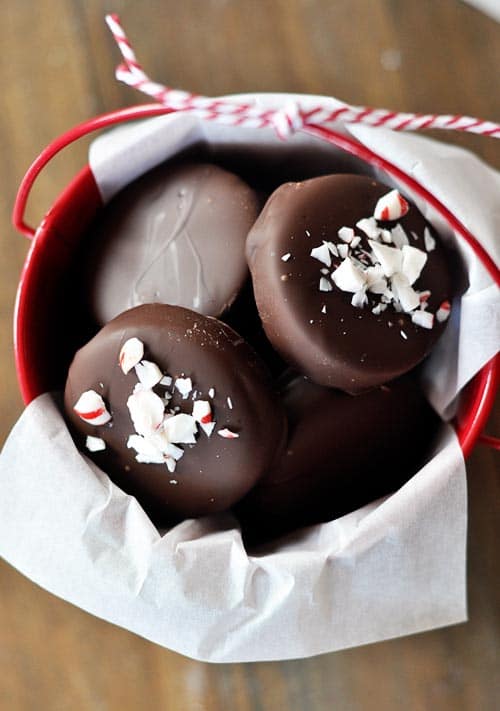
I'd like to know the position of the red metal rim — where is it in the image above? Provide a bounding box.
[13,105,499,457]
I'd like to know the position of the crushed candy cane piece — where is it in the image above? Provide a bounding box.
[368,240,403,277]
[160,375,172,387]
[325,241,338,257]
[163,413,198,444]
[127,434,166,464]
[373,189,409,221]
[380,229,393,244]
[332,258,367,293]
[350,236,362,248]
[218,428,240,439]
[338,226,355,243]
[227,396,233,409]
[356,217,379,239]
[208,387,215,398]
[127,389,164,435]
[74,390,112,425]
[390,223,409,248]
[135,360,163,388]
[424,227,436,252]
[200,421,216,437]
[319,277,333,292]
[86,435,106,452]
[175,377,193,399]
[310,243,331,267]
[411,310,434,329]
[391,273,420,313]
[400,330,408,340]
[119,337,144,374]
[337,244,349,259]
[321,304,327,314]
[372,303,387,315]
[436,300,451,322]
[351,287,368,308]
[192,400,212,424]
[401,245,427,285]
[281,252,291,262]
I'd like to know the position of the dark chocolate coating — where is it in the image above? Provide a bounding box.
[64,304,287,524]
[236,372,440,545]
[86,162,261,325]
[246,174,453,393]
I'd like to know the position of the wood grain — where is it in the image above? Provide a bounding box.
[0,1,498,709]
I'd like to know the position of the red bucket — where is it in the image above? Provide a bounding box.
[12,103,499,458]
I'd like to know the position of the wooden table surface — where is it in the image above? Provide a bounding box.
[1,1,498,709]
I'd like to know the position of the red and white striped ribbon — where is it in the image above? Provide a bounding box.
[105,14,500,141]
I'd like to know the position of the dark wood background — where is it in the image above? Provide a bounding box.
[0,1,498,709]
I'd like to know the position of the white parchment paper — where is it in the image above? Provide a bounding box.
[1,93,498,662]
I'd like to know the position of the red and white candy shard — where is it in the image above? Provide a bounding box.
[74,390,112,425]
[86,435,106,452]
[436,300,451,322]
[218,428,240,439]
[373,189,409,221]
[135,360,163,388]
[119,337,144,374]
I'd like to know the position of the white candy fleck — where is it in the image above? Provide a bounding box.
[400,330,408,340]
[163,413,198,444]
[351,287,368,309]
[338,226,355,243]
[127,390,164,436]
[390,223,409,248]
[368,240,403,277]
[424,227,436,252]
[227,397,233,409]
[319,277,333,292]
[175,377,193,399]
[208,387,215,399]
[411,310,434,329]
[337,244,349,259]
[321,305,327,314]
[160,375,172,387]
[86,436,106,452]
[281,252,291,262]
[356,217,379,239]
[332,258,367,293]
[135,360,163,389]
[310,243,331,267]
[391,273,420,313]
[401,245,427,285]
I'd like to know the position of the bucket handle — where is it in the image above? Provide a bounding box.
[12,103,174,239]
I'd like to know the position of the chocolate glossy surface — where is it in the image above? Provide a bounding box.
[246,174,453,393]
[64,304,287,524]
[86,162,261,325]
[236,372,440,544]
